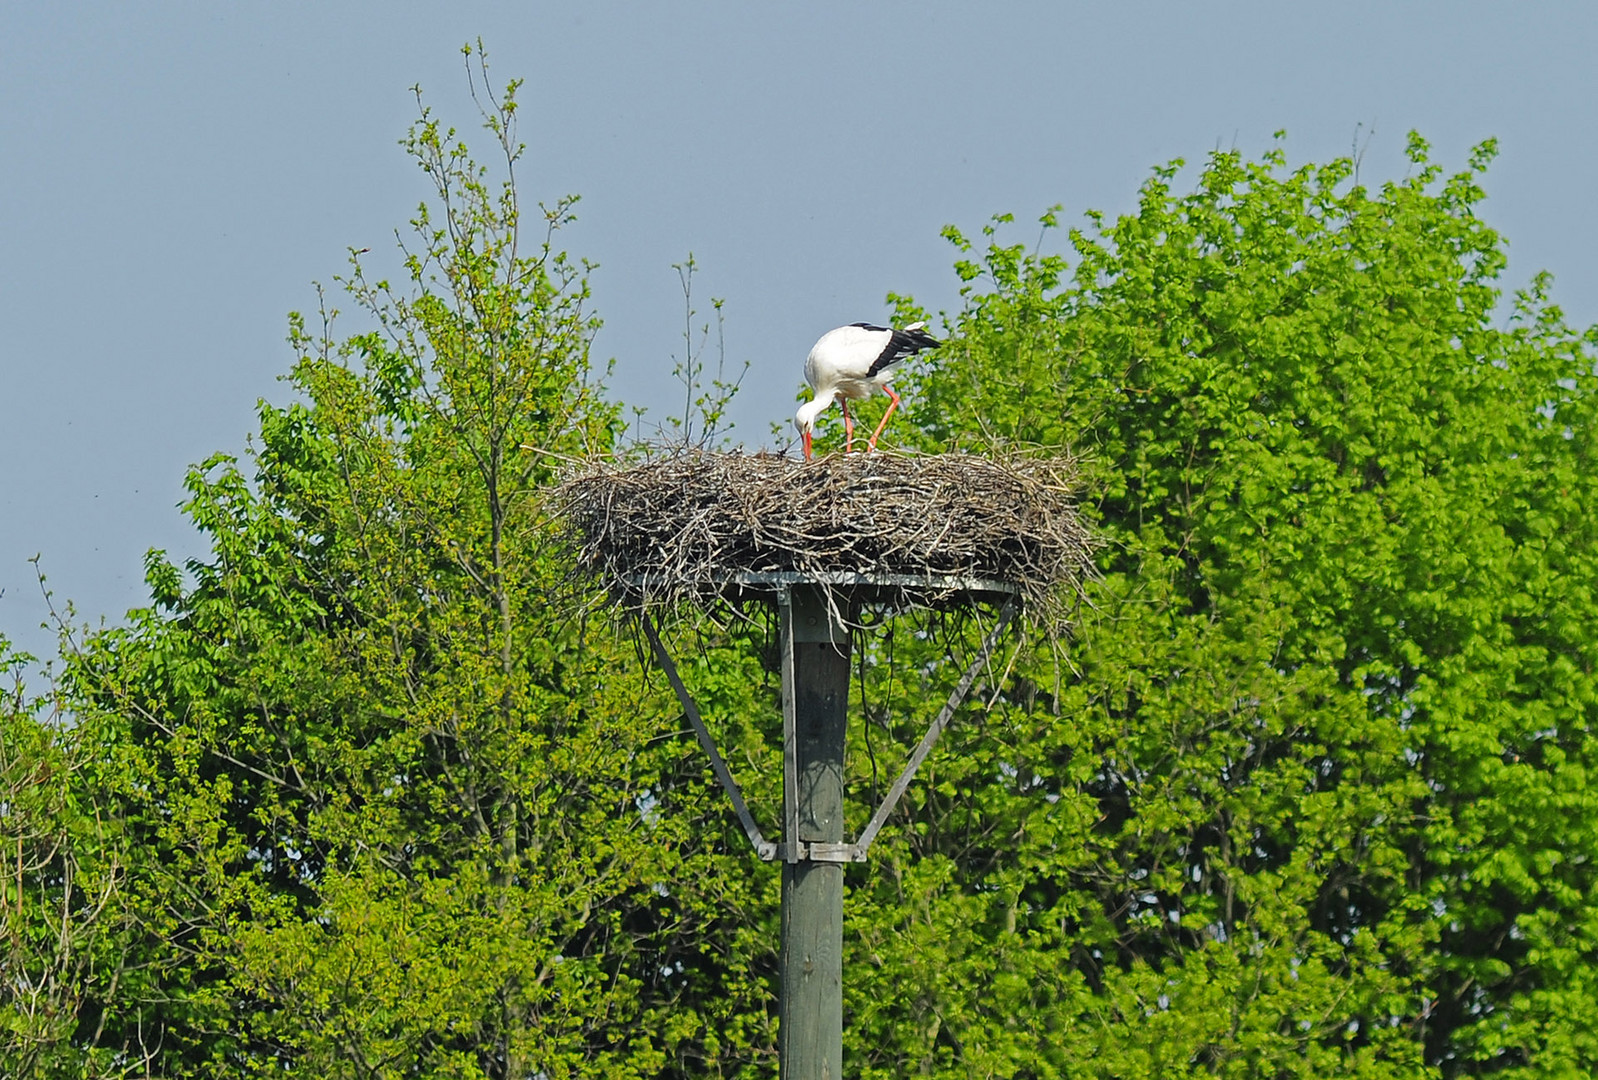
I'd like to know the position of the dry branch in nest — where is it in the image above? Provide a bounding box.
[550,449,1098,621]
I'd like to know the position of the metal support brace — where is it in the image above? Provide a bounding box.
[852,598,1018,857]
[643,596,1017,866]
[643,614,778,862]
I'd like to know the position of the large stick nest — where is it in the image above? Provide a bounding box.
[551,449,1097,618]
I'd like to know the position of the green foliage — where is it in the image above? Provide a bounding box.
[0,638,155,1078]
[862,132,1598,1077]
[662,253,746,448]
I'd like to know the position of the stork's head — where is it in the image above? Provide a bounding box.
[794,396,833,461]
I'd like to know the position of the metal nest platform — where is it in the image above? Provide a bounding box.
[625,569,1020,614]
[542,449,1097,864]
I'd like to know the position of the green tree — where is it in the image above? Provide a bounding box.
[55,51,776,1079]
[846,133,1598,1077]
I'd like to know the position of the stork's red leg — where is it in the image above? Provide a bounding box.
[867,385,902,450]
[842,400,855,453]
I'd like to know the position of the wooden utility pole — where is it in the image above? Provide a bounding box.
[779,586,850,1080]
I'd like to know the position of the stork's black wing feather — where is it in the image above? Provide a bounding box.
[865,326,942,378]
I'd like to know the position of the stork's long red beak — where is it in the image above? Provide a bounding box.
[802,430,813,461]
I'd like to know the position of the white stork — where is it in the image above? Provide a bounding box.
[794,321,941,460]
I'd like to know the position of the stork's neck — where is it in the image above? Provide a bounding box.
[794,394,834,432]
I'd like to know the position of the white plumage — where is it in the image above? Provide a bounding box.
[793,321,941,460]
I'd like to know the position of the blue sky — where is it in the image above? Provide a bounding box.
[3,2,1595,662]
